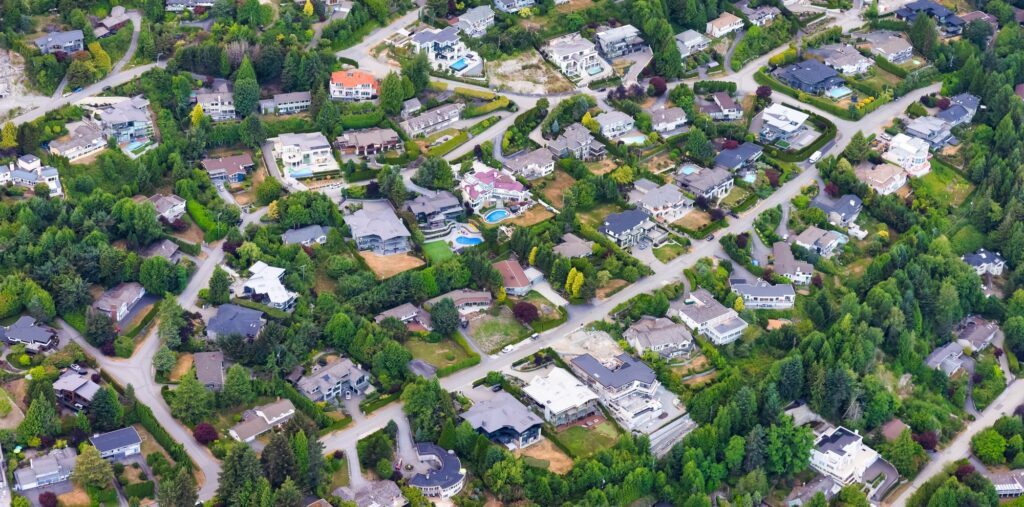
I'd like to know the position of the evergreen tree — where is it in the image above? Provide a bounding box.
[234,77,260,116]
[209,267,231,305]
[154,345,177,374]
[17,397,58,441]
[88,386,123,432]
[261,432,297,488]
[844,132,870,163]
[218,443,262,505]
[221,364,253,407]
[429,298,460,336]
[236,56,257,82]
[380,72,404,115]
[72,445,114,488]
[402,52,430,93]
[190,103,205,129]
[158,466,198,507]
[157,297,187,349]
[0,122,17,150]
[273,478,302,507]
[170,372,212,425]
[281,51,301,92]
[291,430,310,488]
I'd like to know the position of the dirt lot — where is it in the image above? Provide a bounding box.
[645,152,676,173]
[59,486,91,507]
[3,378,27,411]
[172,217,206,244]
[169,353,193,383]
[467,307,528,353]
[551,329,622,359]
[517,439,575,474]
[540,172,576,208]
[359,252,425,279]
[556,0,595,11]
[486,51,575,95]
[507,206,555,227]
[596,279,628,299]
[586,159,618,176]
[674,210,711,230]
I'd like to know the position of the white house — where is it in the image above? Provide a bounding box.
[855,163,907,196]
[243,261,298,310]
[795,226,847,258]
[0,154,63,197]
[730,278,796,309]
[523,368,601,426]
[459,167,531,212]
[676,29,711,57]
[228,399,296,442]
[594,24,646,59]
[196,92,236,122]
[570,353,664,431]
[401,103,465,137]
[503,148,554,180]
[623,316,694,359]
[48,120,106,161]
[962,248,1005,276]
[148,193,187,222]
[884,133,931,177]
[651,107,687,133]
[90,427,142,460]
[772,242,814,285]
[812,44,874,75]
[493,0,534,13]
[329,69,380,102]
[14,448,77,491]
[456,5,495,38]
[809,427,882,486]
[760,103,810,142]
[541,33,612,84]
[409,27,479,76]
[706,12,744,38]
[273,132,339,178]
[628,178,693,223]
[594,110,635,139]
[672,288,748,345]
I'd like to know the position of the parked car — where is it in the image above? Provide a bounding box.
[809,150,823,163]
[705,234,715,241]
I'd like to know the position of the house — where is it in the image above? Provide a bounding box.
[541,33,612,83]
[895,0,964,35]
[459,168,531,212]
[772,242,813,284]
[455,5,494,38]
[957,315,998,351]
[0,155,63,197]
[523,368,600,426]
[715,142,763,172]
[401,103,465,137]
[202,154,255,184]
[334,480,408,507]
[33,30,84,54]
[623,316,694,359]
[294,357,369,402]
[401,98,422,119]
[243,261,298,310]
[730,277,796,309]
[425,289,492,313]
[323,0,353,14]
[461,392,543,449]
[193,351,225,391]
[196,92,236,122]
[963,248,1005,276]
[809,44,873,75]
[344,200,412,255]
[675,30,711,56]
[547,123,606,160]
[760,103,810,142]
[93,282,145,322]
[936,93,980,127]
[1,316,58,353]
[553,233,595,258]
[406,190,463,235]
[329,70,380,102]
[857,31,913,63]
[336,128,401,156]
[811,194,862,227]
[493,0,534,13]
[925,341,964,376]
[960,10,999,32]
[97,96,154,144]
[595,24,646,59]
[273,132,339,178]
[53,370,101,411]
[880,419,911,442]
[855,163,907,195]
[594,111,635,139]
[628,178,693,223]
[13,448,77,491]
[675,165,734,201]
[49,120,106,161]
[206,303,265,340]
[375,303,433,332]
[493,259,534,296]
[598,209,667,248]
[706,12,744,38]
[744,5,781,26]
[775,60,846,95]
[409,27,474,72]
[785,475,842,506]
[699,92,743,121]
[228,399,296,442]
[672,288,749,344]
[884,133,931,177]
[90,427,142,459]
[259,91,313,115]
[165,0,215,11]
[794,226,847,258]
[282,224,328,246]
[569,353,664,430]
[409,443,466,498]
[503,148,555,180]
[149,193,187,221]
[649,107,687,134]
[93,6,130,38]
[141,239,181,264]
[904,116,954,149]
[809,426,883,485]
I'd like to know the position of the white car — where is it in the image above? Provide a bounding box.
[501,345,514,354]
[808,150,823,163]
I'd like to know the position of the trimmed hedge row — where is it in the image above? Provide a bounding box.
[167,236,201,256]
[874,54,908,78]
[253,377,333,428]
[124,481,155,499]
[124,301,161,339]
[185,200,228,242]
[693,80,738,94]
[135,402,193,470]
[468,116,500,136]
[754,68,891,120]
[464,96,510,118]
[360,391,400,414]
[426,131,470,157]
[454,86,496,100]
[436,333,482,377]
[341,110,384,130]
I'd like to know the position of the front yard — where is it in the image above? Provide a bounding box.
[468,307,530,354]
[405,336,472,369]
[653,242,687,263]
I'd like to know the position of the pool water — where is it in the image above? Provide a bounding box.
[484,209,510,223]
[743,173,757,183]
[455,236,483,246]
[587,65,604,76]
[679,164,699,175]
[826,86,853,99]
[126,141,143,151]
[450,58,469,71]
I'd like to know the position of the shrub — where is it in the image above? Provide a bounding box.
[513,301,539,324]
[464,96,510,118]
[124,481,155,499]
[193,423,218,445]
[454,87,496,100]
[38,492,57,507]
[114,336,135,358]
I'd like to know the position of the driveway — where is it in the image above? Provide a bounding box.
[22,481,74,507]
[531,280,568,308]
[865,457,899,502]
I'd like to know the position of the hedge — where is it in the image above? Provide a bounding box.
[124,481,155,499]
[124,301,161,339]
[436,333,482,377]
[318,415,354,436]
[426,131,470,157]
[454,86,496,100]
[464,96,510,118]
[428,81,449,91]
[229,297,291,320]
[341,110,384,129]
[428,71,489,87]
[753,68,891,121]
[88,486,118,503]
[135,402,193,470]
[693,80,738,94]
[185,200,228,241]
[337,56,359,68]
[360,391,400,414]
[62,311,87,334]
[468,116,500,136]
[874,54,908,78]
[167,236,201,256]
[263,116,317,137]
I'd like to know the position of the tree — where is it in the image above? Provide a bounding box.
[88,42,112,74]
[239,114,266,148]
[402,52,430,93]
[971,428,1007,465]
[218,443,262,505]
[963,19,993,47]
[234,77,260,116]
[303,0,314,16]
[413,157,455,191]
[274,478,302,507]
[158,466,197,507]
[38,492,57,507]
[0,122,17,150]
[89,386,123,432]
[18,397,59,441]
[222,364,253,407]
[429,298,460,336]
[882,430,927,477]
[377,166,408,205]
[261,432,297,488]
[86,311,116,347]
[73,445,114,488]
[193,423,218,445]
[908,14,938,60]
[158,297,187,349]
[685,129,714,165]
[380,72,404,115]
[209,267,231,305]
[755,85,772,100]
[170,372,212,425]
[154,345,177,374]
[190,103,205,128]
[513,301,539,324]
[844,132,870,163]
[291,429,312,489]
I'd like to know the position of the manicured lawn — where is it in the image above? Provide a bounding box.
[328,456,350,491]
[578,203,622,228]
[469,308,529,353]
[405,337,471,368]
[423,241,454,264]
[721,186,752,208]
[653,242,687,263]
[554,421,621,458]
[912,160,974,206]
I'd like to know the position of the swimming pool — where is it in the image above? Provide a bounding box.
[587,65,604,76]
[455,236,483,246]
[743,173,757,183]
[126,141,144,151]
[484,209,510,223]
[826,86,853,99]
[679,164,699,175]
[450,58,469,71]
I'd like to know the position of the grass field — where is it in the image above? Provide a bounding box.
[405,337,471,368]
[554,421,621,458]
[469,307,529,353]
[507,206,555,227]
[950,223,986,255]
[328,456,350,491]
[674,210,712,230]
[423,241,454,264]
[721,186,752,208]
[912,160,974,206]
[359,252,426,279]
[579,203,622,228]
[653,242,687,263]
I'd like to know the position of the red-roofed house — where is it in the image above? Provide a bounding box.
[329,70,380,102]
[459,168,531,212]
[493,259,535,296]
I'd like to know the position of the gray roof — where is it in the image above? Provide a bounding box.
[411,26,460,45]
[49,120,104,154]
[951,93,979,111]
[963,248,1004,267]
[425,289,492,308]
[595,110,633,129]
[773,242,813,279]
[282,224,328,245]
[672,288,732,325]
[142,238,180,260]
[570,353,656,389]
[277,131,331,151]
[651,107,686,126]
[5,315,55,344]
[730,278,796,298]
[598,209,649,236]
[778,59,841,86]
[459,5,493,24]
[344,201,411,242]
[715,142,763,170]
[552,233,594,258]
[812,194,862,221]
[334,480,406,507]
[273,91,311,104]
[629,179,691,209]
[623,316,693,350]
[676,29,707,45]
[34,30,84,50]
[925,341,963,374]
[89,427,141,452]
[547,123,596,155]
[504,148,553,174]
[936,105,969,124]
[100,97,150,125]
[406,190,460,216]
[410,443,464,489]
[401,103,464,133]
[53,370,101,401]
[675,166,733,194]
[207,304,264,337]
[815,426,860,455]
[193,351,225,388]
[461,391,542,434]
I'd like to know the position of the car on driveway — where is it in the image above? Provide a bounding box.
[705,234,715,241]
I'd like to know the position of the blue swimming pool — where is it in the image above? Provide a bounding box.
[126,141,144,151]
[827,86,853,99]
[587,65,604,76]
[484,209,510,223]
[450,58,469,71]
[456,236,483,246]
[679,164,699,175]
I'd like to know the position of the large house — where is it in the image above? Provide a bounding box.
[0,155,63,197]
[193,351,225,390]
[461,392,543,449]
[904,116,954,149]
[795,226,847,258]
[675,29,711,57]
[855,163,907,196]
[401,103,465,137]
[90,427,142,460]
[925,341,964,376]
[628,178,693,223]
[623,316,694,359]
[142,239,181,264]
[49,120,106,161]
[547,123,606,160]
[202,154,255,184]
[857,31,913,63]
[715,142,763,172]
[336,128,401,156]
[1,315,58,353]
[776,60,846,95]
[406,190,463,237]
[97,96,154,145]
[553,233,595,258]
[493,259,536,297]
[165,0,215,11]
[409,443,466,498]
[772,242,814,285]
[274,132,339,178]
[33,30,84,54]
[425,289,492,313]
[455,5,495,38]
[730,278,796,309]
[503,148,554,180]
[675,165,734,202]
[895,0,965,35]
[281,224,328,246]
[809,427,889,489]
[93,282,145,322]
[651,107,688,133]
[956,315,998,351]
[196,92,236,122]
[229,399,296,442]
[206,303,265,340]
[334,481,407,507]
[14,448,77,491]
[935,93,979,126]
[962,248,1005,276]
[458,168,531,212]
[149,193,187,222]
[672,288,748,344]
[243,261,298,310]
[706,12,744,38]
[699,92,742,121]
[344,201,412,255]
[408,27,476,74]
[570,353,663,431]
[259,91,313,115]
[375,303,433,332]
[54,369,101,411]
[541,33,612,84]
[598,209,667,248]
[523,368,600,426]
[884,133,931,177]
[595,111,636,140]
[744,5,781,26]
[595,24,646,59]
[809,44,873,75]
[760,103,810,143]
[811,194,862,227]
[329,70,380,102]
[294,358,369,402]
[493,0,534,12]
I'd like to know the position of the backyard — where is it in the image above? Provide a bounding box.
[468,307,530,353]
[516,439,575,474]
[721,186,752,209]
[674,210,712,231]
[653,242,687,263]
[405,336,472,369]
[911,159,974,207]
[539,171,576,208]
[506,206,556,227]
[552,420,621,458]
[579,203,623,228]
[423,241,454,264]
[359,252,426,279]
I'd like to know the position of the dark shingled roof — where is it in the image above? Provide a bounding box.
[571,353,657,389]
[207,304,264,337]
[598,209,649,236]
[410,443,464,489]
[89,427,141,453]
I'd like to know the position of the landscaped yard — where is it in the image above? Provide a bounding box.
[653,242,687,263]
[328,455,350,491]
[911,160,974,207]
[423,241,454,264]
[553,420,621,458]
[359,252,426,279]
[586,158,618,175]
[721,186,752,208]
[540,171,576,208]
[578,203,622,228]
[405,337,471,368]
[468,307,529,353]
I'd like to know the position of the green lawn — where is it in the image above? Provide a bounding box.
[553,421,621,458]
[423,241,454,264]
[405,337,471,368]
[950,223,986,255]
[578,203,623,228]
[912,160,974,207]
[470,309,530,353]
[327,456,350,491]
[653,242,687,263]
[721,186,752,208]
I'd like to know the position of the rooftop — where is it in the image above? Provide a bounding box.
[344,201,411,242]
[571,353,657,389]
[410,443,464,489]
[282,224,328,245]
[207,303,265,337]
[461,391,543,434]
[493,259,530,289]
[89,427,142,453]
[599,209,650,236]
[523,368,600,415]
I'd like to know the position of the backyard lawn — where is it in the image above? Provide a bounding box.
[674,210,711,231]
[468,307,529,353]
[578,203,622,228]
[423,241,454,264]
[912,159,974,206]
[553,421,621,458]
[653,242,687,263]
[405,337,471,368]
[328,455,350,491]
[721,186,752,208]
[539,171,576,208]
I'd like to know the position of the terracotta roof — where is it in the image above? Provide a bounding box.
[493,259,530,289]
[330,70,380,94]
